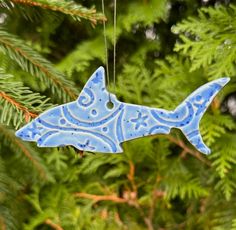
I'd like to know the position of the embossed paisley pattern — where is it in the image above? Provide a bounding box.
[15,67,230,154]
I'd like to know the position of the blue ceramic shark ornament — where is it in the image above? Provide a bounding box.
[15,67,230,154]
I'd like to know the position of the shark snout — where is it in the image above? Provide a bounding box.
[15,121,42,142]
[15,127,32,141]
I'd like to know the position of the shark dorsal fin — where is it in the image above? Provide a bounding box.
[77,66,108,107]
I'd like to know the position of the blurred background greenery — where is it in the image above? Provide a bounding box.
[1,0,236,229]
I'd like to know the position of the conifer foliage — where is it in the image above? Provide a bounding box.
[0,0,236,229]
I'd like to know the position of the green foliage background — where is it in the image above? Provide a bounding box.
[0,0,236,229]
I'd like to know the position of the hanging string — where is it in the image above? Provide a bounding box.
[113,0,117,92]
[101,0,117,104]
[101,0,110,93]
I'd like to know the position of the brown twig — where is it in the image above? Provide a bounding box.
[0,92,47,178]
[74,192,127,204]
[74,190,154,230]
[0,91,38,122]
[126,161,154,230]
[148,175,166,225]
[44,219,63,230]
[75,161,164,230]
[11,0,106,25]
[127,161,137,192]
[164,135,212,167]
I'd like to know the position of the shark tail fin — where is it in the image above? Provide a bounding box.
[174,77,230,154]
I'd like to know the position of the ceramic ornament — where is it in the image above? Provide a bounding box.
[15,67,230,154]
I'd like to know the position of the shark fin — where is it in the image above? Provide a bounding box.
[151,78,230,154]
[76,66,108,106]
[176,78,230,154]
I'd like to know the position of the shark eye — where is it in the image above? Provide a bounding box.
[60,118,66,125]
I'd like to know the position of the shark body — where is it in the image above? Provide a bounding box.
[15,67,230,154]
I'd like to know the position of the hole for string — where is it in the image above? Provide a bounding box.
[106,101,114,109]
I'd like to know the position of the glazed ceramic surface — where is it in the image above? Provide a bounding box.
[15,67,230,154]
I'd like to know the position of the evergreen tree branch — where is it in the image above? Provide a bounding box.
[0,91,38,122]
[0,29,78,102]
[74,192,154,230]
[173,4,236,78]
[8,0,106,25]
[126,161,155,230]
[0,69,52,127]
[76,161,158,230]
[57,37,105,76]
[0,125,48,179]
